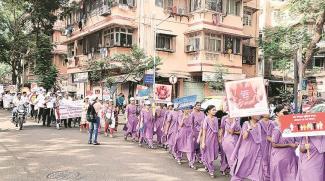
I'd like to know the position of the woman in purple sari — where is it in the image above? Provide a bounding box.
[201,105,219,178]
[124,97,138,141]
[259,114,275,181]
[220,115,241,175]
[164,103,180,157]
[174,106,196,169]
[190,102,205,162]
[230,116,263,181]
[269,108,298,181]
[155,104,166,146]
[297,135,325,181]
[138,101,154,148]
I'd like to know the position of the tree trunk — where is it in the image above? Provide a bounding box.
[11,63,17,85]
[303,10,325,72]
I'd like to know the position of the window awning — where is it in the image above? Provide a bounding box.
[157,29,177,36]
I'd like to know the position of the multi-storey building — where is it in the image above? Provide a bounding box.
[54,0,259,100]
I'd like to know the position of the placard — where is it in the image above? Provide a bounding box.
[154,84,172,103]
[225,77,269,118]
[173,95,197,110]
[279,112,325,137]
[136,85,149,98]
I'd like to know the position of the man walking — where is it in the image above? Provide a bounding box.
[88,97,101,145]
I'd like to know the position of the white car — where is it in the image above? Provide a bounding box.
[201,96,224,111]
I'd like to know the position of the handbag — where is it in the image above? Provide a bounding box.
[105,109,113,125]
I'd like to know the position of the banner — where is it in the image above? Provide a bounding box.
[279,112,325,137]
[154,84,172,103]
[173,95,197,110]
[225,77,269,118]
[136,85,149,98]
[56,101,83,119]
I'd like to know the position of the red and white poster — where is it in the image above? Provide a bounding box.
[279,113,325,137]
[225,77,269,118]
[154,84,172,103]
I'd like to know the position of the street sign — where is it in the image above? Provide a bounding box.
[73,72,88,83]
[169,75,177,85]
[144,74,154,84]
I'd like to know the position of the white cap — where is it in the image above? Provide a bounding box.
[90,96,97,101]
[109,99,113,102]
[130,97,135,101]
[167,102,173,107]
[144,100,151,105]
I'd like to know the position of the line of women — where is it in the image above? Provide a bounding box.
[124,98,325,180]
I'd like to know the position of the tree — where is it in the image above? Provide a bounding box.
[87,46,161,93]
[33,34,58,91]
[208,64,229,91]
[288,0,325,71]
[0,63,12,83]
[0,0,32,86]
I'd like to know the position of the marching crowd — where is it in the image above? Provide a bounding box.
[1,91,324,180]
[119,98,325,180]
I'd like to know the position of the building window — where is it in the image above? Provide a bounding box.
[206,0,222,12]
[224,35,241,54]
[155,0,163,7]
[204,33,222,52]
[156,34,175,52]
[242,46,256,64]
[119,0,135,6]
[227,0,241,16]
[185,32,200,52]
[67,43,74,58]
[103,27,133,47]
[243,11,252,26]
[314,58,325,68]
[190,0,201,12]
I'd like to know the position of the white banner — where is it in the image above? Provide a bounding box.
[55,101,83,119]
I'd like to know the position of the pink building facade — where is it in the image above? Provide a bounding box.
[53,0,259,101]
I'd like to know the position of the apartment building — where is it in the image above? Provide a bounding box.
[55,0,259,100]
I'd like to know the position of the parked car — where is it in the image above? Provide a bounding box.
[201,96,225,111]
[303,98,325,112]
[307,103,325,113]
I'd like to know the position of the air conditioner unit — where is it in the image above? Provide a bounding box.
[99,5,111,16]
[178,8,186,15]
[127,0,134,7]
[186,45,195,52]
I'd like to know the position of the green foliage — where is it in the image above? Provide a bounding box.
[208,64,228,91]
[276,87,294,103]
[0,64,11,83]
[33,34,58,90]
[87,46,161,86]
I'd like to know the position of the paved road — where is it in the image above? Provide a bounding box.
[0,109,229,181]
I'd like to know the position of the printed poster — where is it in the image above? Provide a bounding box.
[136,85,149,98]
[154,84,172,103]
[173,95,197,110]
[279,112,325,137]
[55,101,83,119]
[225,77,269,118]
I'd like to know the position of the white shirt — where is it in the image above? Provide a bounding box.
[36,95,45,108]
[13,98,25,107]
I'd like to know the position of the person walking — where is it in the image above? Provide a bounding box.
[87,97,101,145]
[200,105,219,178]
[155,104,166,146]
[138,100,154,148]
[103,99,116,138]
[174,106,196,169]
[220,115,241,175]
[259,114,275,181]
[230,115,263,181]
[190,102,205,162]
[297,136,325,181]
[270,117,298,181]
[80,97,89,132]
[35,92,45,123]
[124,97,138,141]
[164,103,180,157]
